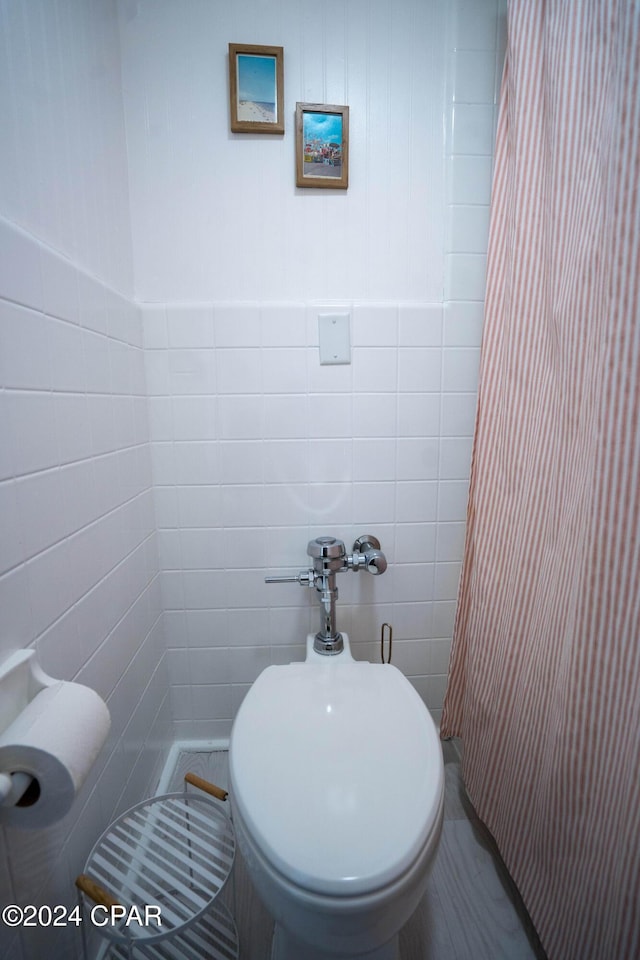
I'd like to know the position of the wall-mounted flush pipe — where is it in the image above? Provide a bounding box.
[265,535,388,655]
[306,537,346,653]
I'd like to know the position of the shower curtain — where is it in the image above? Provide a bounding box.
[440,3,640,960]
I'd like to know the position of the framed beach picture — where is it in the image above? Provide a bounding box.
[228,43,284,134]
[295,103,349,189]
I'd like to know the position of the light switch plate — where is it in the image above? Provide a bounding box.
[318,313,351,364]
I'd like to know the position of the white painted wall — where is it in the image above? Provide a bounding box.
[118,0,447,303]
[124,0,505,739]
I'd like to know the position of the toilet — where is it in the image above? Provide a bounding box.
[229,633,444,960]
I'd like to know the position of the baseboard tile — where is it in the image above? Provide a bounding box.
[155,738,231,794]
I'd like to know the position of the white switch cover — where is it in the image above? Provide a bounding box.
[318,313,351,364]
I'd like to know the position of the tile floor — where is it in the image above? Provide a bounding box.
[170,741,548,960]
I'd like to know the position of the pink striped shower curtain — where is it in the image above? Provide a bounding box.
[440,3,640,960]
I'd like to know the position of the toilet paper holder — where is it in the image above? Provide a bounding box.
[0,649,111,824]
[0,649,54,807]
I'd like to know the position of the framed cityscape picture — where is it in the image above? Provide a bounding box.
[295,103,349,189]
[228,43,284,134]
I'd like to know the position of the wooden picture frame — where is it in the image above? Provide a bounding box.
[228,43,284,134]
[295,103,349,189]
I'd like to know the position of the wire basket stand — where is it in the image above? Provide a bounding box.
[76,773,238,960]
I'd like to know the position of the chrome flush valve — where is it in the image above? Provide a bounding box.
[265,535,388,655]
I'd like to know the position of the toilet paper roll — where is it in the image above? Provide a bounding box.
[0,681,110,828]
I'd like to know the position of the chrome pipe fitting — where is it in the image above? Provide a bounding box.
[349,535,388,575]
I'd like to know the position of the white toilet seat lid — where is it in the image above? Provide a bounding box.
[229,660,444,897]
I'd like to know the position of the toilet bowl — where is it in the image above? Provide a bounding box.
[229,634,444,960]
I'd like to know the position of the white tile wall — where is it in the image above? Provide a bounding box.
[145,300,466,732]
[0,2,168,958]
[131,0,506,743]
[121,0,504,737]
[0,219,170,960]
